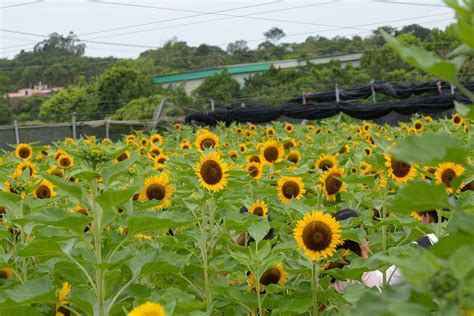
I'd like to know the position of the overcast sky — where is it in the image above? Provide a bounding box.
[0,0,454,59]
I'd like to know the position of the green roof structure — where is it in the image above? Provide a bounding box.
[154,63,272,84]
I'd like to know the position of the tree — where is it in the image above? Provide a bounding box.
[97,65,154,113]
[264,27,286,44]
[39,86,97,122]
[33,32,85,57]
[14,95,47,122]
[397,24,432,41]
[112,95,165,120]
[193,71,241,108]
[0,98,13,125]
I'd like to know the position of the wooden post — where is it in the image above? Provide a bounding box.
[72,112,77,140]
[14,118,20,145]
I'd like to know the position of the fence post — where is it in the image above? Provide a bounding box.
[14,118,20,145]
[370,79,376,104]
[335,84,340,103]
[302,92,307,105]
[210,99,215,112]
[450,84,455,95]
[105,118,110,139]
[152,98,167,131]
[72,112,77,140]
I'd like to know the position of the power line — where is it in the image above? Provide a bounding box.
[371,0,448,8]
[0,0,43,9]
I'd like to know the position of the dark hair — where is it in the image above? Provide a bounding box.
[419,210,447,223]
[333,208,362,257]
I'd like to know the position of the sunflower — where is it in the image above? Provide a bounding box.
[284,123,295,133]
[12,161,37,178]
[154,153,169,165]
[410,212,422,221]
[54,149,67,161]
[0,268,13,279]
[224,142,231,148]
[195,152,229,191]
[413,120,423,131]
[306,124,315,131]
[115,151,130,163]
[463,126,469,133]
[246,154,261,164]
[126,135,136,144]
[337,144,350,154]
[139,174,173,209]
[180,142,192,150]
[362,122,371,132]
[362,167,387,188]
[195,131,219,152]
[277,176,306,204]
[248,263,288,291]
[139,138,149,147]
[64,137,74,143]
[33,180,56,199]
[249,200,268,217]
[102,138,112,145]
[55,282,71,316]
[315,154,337,171]
[283,139,296,149]
[244,130,253,139]
[173,123,183,131]
[452,114,463,126]
[294,211,343,260]
[424,116,433,123]
[58,155,74,169]
[260,140,284,165]
[435,163,465,193]
[364,146,373,156]
[249,124,257,131]
[239,143,248,153]
[287,150,302,164]
[423,166,436,180]
[384,154,416,184]
[236,127,244,134]
[150,134,163,145]
[246,162,263,180]
[149,146,162,158]
[265,127,275,136]
[320,167,346,202]
[128,302,166,316]
[15,143,33,160]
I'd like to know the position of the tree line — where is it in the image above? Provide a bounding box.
[0,24,472,125]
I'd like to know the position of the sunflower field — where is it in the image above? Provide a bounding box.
[0,112,473,316]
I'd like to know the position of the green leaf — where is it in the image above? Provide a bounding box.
[2,277,53,304]
[0,191,20,211]
[17,239,63,258]
[127,211,195,235]
[96,186,139,213]
[339,175,375,186]
[382,31,466,83]
[449,244,474,278]
[389,181,451,212]
[390,132,467,165]
[248,220,270,243]
[101,154,137,187]
[73,171,101,181]
[42,173,86,205]
[28,208,90,236]
[455,101,474,119]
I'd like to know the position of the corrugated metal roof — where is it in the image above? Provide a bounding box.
[154,63,272,84]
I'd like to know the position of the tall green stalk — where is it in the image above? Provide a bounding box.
[311,261,320,316]
[90,179,105,316]
[381,177,390,287]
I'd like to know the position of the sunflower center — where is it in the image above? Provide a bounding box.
[36,185,51,199]
[146,184,166,200]
[150,149,161,157]
[282,181,300,199]
[339,146,347,154]
[364,149,371,156]
[18,148,31,158]
[288,154,299,164]
[391,159,411,178]
[253,207,264,216]
[117,153,128,162]
[453,116,461,124]
[248,166,259,177]
[249,155,260,163]
[302,221,333,252]
[441,169,456,187]
[263,146,279,162]
[415,123,422,130]
[60,158,71,168]
[324,173,342,195]
[200,138,216,150]
[157,157,166,164]
[260,267,281,286]
[200,160,223,185]
[319,160,333,171]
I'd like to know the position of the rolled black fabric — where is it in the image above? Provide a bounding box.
[184,81,474,126]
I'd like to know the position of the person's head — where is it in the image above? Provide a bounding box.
[420,210,447,224]
[333,209,363,257]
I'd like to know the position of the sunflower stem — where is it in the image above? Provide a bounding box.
[311,261,320,316]
[91,179,106,316]
[199,198,214,313]
[381,177,389,287]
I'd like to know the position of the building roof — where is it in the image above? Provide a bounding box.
[154,63,272,84]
